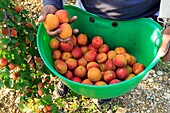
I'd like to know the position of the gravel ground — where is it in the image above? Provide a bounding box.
[0,67,169,113]
[0,0,170,113]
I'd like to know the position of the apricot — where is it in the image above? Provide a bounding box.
[87,67,102,82]
[132,63,145,75]
[115,47,126,54]
[125,74,135,80]
[8,63,18,70]
[58,23,72,39]
[54,59,67,74]
[12,73,20,80]
[38,89,44,96]
[64,71,73,80]
[25,37,30,45]
[88,44,98,52]
[2,27,8,35]
[26,22,32,28]
[125,65,133,74]
[99,63,106,72]
[55,10,69,23]
[74,66,87,78]
[109,79,121,84]
[86,62,99,70]
[38,82,44,89]
[70,35,77,46]
[15,5,22,13]
[49,38,60,49]
[94,81,107,86]
[71,77,82,83]
[81,46,88,55]
[116,67,129,80]
[96,53,107,63]
[0,58,8,66]
[123,53,132,64]
[71,46,83,59]
[103,70,116,83]
[60,41,73,52]
[107,50,117,60]
[77,57,88,66]
[105,60,116,71]
[44,14,59,31]
[10,28,17,37]
[92,36,103,49]
[98,44,110,53]
[61,52,72,61]
[82,79,93,85]
[113,54,127,67]
[129,55,136,66]
[65,58,77,70]
[77,33,88,46]
[84,50,97,62]
[52,50,61,60]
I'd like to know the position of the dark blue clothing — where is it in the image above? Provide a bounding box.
[43,0,160,20]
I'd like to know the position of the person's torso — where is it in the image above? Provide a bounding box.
[81,0,160,20]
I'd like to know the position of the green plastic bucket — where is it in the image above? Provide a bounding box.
[37,5,163,99]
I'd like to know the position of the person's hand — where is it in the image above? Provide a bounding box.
[157,26,170,62]
[38,5,78,42]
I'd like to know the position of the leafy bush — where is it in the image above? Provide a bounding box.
[0,0,61,112]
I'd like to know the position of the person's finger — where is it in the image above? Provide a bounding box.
[68,16,77,24]
[161,48,170,61]
[38,15,46,23]
[56,36,71,42]
[157,34,170,57]
[73,29,79,34]
[46,29,62,36]
[38,5,57,23]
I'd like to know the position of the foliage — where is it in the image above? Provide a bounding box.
[0,0,59,112]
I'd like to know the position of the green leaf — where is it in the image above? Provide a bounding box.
[0,0,10,9]
[41,87,49,95]
[0,68,10,77]
[1,38,10,44]
[0,80,4,88]
[7,20,15,26]
[27,33,35,42]
[42,94,52,105]
[11,39,18,43]
[4,79,13,88]
[27,46,39,56]
[0,10,5,22]
[13,83,22,90]
[51,104,59,113]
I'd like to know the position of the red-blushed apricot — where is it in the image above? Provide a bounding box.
[74,66,87,78]
[116,67,129,80]
[58,23,72,39]
[77,33,88,46]
[113,54,127,67]
[71,77,82,83]
[132,63,145,75]
[55,10,69,23]
[54,59,67,74]
[92,36,103,49]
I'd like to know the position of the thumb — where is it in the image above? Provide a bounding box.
[38,11,47,23]
[157,35,170,57]
[38,15,46,23]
